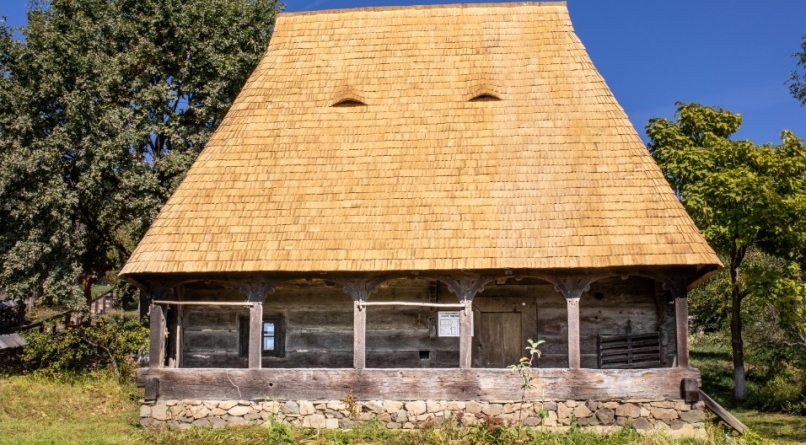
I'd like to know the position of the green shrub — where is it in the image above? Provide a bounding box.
[746,365,806,415]
[21,315,148,380]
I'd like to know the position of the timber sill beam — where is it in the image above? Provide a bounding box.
[138,368,703,401]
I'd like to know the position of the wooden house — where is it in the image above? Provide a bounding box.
[123,2,722,432]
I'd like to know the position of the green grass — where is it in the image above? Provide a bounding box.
[690,334,806,444]
[0,372,140,445]
[91,285,113,299]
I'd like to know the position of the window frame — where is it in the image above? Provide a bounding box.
[239,314,285,359]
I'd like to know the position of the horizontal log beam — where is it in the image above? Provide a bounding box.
[138,367,700,401]
[359,301,465,308]
[153,300,255,307]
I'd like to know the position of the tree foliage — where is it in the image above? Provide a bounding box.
[646,102,806,400]
[22,315,149,380]
[789,34,806,107]
[0,0,280,308]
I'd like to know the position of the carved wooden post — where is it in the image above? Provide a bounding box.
[566,298,581,368]
[659,276,690,368]
[543,275,603,369]
[238,281,277,369]
[439,276,492,369]
[149,304,166,369]
[148,282,174,369]
[342,279,383,369]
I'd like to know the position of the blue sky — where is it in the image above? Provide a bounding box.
[2,0,805,144]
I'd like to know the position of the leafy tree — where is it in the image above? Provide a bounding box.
[789,34,806,106]
[646,102,806,400]
[22,315,149,380]
[0,0,280,308]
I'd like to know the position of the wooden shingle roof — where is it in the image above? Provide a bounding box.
[121,2,721,276]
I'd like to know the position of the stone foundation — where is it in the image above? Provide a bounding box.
[140,398,706,436]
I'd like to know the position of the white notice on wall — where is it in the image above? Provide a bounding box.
[438,311,473,337]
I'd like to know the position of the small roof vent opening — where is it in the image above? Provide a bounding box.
[332,85,366,107]
[332,98,366,107]
[469,93,500,102]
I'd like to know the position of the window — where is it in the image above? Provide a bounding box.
[263,320,277,352]
[239,315,284,358]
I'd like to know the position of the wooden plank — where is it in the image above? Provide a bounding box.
[154,300,254,306]
[601,333,661,342]
[249,302,263,369]
[361,301,464,308]
[700,390,748,434]
[477,312,521,368]
[675,297,689,367]
[354,304,366,369]
[459,303,472,369]
[600,346,661,357]
[184,307,244,330]
[600,338,660,348]
[144,377,159,401]
[149,304,166,369]
[567,298,580,369]
[184,331,239,351]
[138,367,701,401]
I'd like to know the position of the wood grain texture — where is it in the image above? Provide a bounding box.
[566,298,580,369]
[149,305,166,369]
[675,296,689,367]
[249,302,263,369]
[459,303,472,369]
[699,390,747,433]
[138,367,701,401]
[354,303,366,369]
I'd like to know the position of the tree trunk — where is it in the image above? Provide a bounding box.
[81,272,98,311]
[729,247,747,401]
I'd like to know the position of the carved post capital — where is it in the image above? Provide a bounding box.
[438,276,493,302]
[237,280,277,303]
[340,277,387,309]
[541,274,605,300]
[656,274,688,299]
[149,281,177,299]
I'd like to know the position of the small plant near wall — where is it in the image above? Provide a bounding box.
[508,338,545,440]
[343,390,359,418]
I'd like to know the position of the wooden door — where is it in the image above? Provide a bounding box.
[475,312,522,368]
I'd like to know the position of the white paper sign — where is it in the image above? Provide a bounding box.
[438,311,473,337]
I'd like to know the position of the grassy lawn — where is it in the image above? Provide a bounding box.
[690,334,806,444]
[0,373,140,445]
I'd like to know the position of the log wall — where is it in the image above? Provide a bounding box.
[175,276,675,369]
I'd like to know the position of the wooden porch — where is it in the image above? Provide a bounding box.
[142,268,702,387]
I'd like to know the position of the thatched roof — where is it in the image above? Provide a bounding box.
[121,2,721,277]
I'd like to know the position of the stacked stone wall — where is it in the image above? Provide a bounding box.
[140,398,706,436]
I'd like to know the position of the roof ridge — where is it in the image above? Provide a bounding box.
[280,2,567,17]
